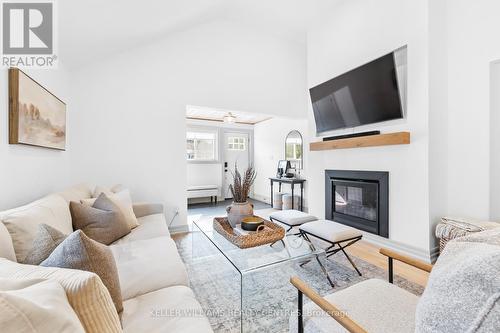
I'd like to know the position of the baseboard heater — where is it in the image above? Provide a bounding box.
[322,130,381,141]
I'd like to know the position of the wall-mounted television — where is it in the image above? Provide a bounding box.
[310,49,405,135]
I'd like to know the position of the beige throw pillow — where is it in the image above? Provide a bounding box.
[1,194,73,262]
[71,195,130,245]
[110,184,126,193]
[93,184,124,198]
[0,278,85,333]
[23,224,67,265]
[40,230,123,314]
[93,185,114,198]
[0,258,121,333]
[82,190,139,229]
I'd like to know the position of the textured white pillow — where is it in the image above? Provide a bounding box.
[0,278,85,333]
[0,258,122,333]
[83,190,139,229]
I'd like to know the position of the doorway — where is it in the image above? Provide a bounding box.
[223,131,250,199]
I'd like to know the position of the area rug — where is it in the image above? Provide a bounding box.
[176,210,424,333]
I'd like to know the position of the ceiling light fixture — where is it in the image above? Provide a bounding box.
[223,112,237,123]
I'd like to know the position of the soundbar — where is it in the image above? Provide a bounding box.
[322,130,381,142]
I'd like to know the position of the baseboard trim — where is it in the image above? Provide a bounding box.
[362,233,433,263]
[169,224,189,234]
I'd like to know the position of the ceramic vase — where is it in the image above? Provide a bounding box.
[226,201,254,227]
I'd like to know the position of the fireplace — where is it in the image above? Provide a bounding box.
[325,170,389,238]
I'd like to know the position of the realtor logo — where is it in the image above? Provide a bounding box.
[1,1,57,67]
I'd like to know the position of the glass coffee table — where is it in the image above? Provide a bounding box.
[190,216,329,332]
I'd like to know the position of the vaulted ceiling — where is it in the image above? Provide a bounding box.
[59,0,342,68]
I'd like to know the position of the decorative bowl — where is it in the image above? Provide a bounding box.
[241,216,264,231]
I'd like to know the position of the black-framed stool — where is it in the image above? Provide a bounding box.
[299,220,363,285]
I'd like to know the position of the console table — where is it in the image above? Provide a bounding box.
[269,177,306,211]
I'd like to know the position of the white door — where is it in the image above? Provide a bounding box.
[223,132,250,199]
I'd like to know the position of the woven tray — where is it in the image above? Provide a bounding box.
[213,217,285,249]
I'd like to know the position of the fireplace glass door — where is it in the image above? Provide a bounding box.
[333,179,379,225]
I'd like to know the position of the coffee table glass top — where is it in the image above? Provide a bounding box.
[191,216,324,274]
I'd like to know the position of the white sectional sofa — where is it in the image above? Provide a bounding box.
[0,184,213,333]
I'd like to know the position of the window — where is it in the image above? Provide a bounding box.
[227,136,246,150]
[186,130,217,161]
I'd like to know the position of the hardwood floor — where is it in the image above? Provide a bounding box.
[344,240,429,287]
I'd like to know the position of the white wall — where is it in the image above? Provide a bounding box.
[307,0,431,258]
[428,0,449,252]
[490,62,500,220]
[69,19,307,229]
[0,67,71,210]
[253,117,309,207]
[442,0,500,220]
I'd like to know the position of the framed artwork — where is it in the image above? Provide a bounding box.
[9,68,66,150]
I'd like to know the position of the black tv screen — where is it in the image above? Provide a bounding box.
[309,52,403,134]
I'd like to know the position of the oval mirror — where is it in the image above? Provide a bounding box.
[285,130,303,170]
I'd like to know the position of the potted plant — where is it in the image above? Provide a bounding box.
[226,164,257,227]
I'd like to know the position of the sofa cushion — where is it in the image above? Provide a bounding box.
[110,236,188,300]
[112,213,170,245]
[0,222,16,261]
[415,228,500,333]
[295,279,419,333]
[0,258,121,333]
[0,278,85,333]
[23,224,67,265]
[71,196,130,245]
[122,285,213,333]
[41,230,123,314]
[1,194,73,262]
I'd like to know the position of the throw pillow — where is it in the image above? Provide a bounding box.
[415,228,500,332]
[0,258,121,333]
[23,224,67,265]
[93,184,126,198]
[40,230,124,314]
[82,190,139,229]
[1,194,73,262]
[92,185,114,198]
[70,195,130,245]
[0,278,85,333]
[110,184,126,193]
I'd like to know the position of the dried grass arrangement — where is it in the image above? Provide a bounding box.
[229,164,257,203]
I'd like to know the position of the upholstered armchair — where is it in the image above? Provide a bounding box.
[291,229,500,333]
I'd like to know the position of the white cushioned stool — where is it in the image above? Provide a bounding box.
[299,220,363,286]
[269,210,317,233]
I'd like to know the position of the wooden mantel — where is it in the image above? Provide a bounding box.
[310,131,410,151]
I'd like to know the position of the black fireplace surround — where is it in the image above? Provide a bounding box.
[325,170,389,238]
